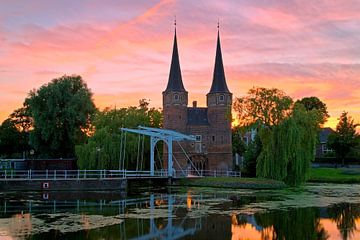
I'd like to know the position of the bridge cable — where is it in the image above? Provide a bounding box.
[176,141,201,176]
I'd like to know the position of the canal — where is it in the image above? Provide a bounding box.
[1,183,360,239]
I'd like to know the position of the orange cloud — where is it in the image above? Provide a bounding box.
[1,0,360,132]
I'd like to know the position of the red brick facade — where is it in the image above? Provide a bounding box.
[162,28,233,173]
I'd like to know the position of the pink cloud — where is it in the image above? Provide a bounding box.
[1,0,360,130]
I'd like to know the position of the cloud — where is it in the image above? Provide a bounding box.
[0,0,360,129]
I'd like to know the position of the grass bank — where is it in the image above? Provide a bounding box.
[177,177,286,189]
[309,168,360,183]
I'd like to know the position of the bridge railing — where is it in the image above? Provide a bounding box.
[0,169,240,180]
[180,170,241,178]
[0,169,168,180]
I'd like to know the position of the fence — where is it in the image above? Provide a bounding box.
[0,169,168,180]
[182,170,241,178]
[0,169,241,180]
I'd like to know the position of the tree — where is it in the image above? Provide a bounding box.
[75,100,163,169]
[256,104,318,185]
[296,97,329,125]
[327,112,359,165]
[243,134,261,177]
[10,107,33,132]
[234,87,293,127]
[0,118,23,158]
[24,75,96,158]
[234,87,320,186]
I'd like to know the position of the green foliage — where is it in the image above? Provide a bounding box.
[75,99,162,170]
[296,96,329,125]
[327,112,360,165]
[234,87,322,186]
[234,87,293,127]
[24,75,96,158]
[243,134,261,177]
[257,104,318,186]
[232,127,247,155]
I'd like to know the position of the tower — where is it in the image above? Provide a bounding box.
[162,25,188,133]
[162,23,233,173]
[206,25,233,169]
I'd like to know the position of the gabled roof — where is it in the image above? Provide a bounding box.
[187,107,209,125]
[209,29,230,94]
[319,127,335,143]
[164,28,186,92]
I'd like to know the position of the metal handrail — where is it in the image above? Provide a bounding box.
[0,169,240,180]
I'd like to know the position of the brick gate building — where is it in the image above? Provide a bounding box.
[163,26,232,173]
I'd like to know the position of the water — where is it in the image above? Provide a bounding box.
[1,184,360,239]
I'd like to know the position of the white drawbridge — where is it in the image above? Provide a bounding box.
[120,126,197,177]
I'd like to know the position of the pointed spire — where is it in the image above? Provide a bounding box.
[164,18,186,92]
[209,23,230,94]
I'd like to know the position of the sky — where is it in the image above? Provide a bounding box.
[0,0,360,128]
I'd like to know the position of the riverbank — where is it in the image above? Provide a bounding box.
[177,177,286,189]
[309,168,360,183]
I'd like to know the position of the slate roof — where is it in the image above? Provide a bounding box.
[187,107,209,125]
[209,30,230,94]
[164,29,186,92]
[319,127,335,143]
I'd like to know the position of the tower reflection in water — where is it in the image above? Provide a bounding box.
[0,191,203,239]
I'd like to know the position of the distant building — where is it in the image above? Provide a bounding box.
[316,127,335,157]
[162,26,232,172]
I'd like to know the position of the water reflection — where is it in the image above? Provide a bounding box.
[232,204,360,240]
[1,190,360,239]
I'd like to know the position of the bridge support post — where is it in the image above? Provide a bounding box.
[167,138,173,177]
[150,137,155,176]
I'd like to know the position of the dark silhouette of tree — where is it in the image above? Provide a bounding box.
[255,207,329,240]
[328,203,360,240]
[328,112,359,165]
[297,97,330,125]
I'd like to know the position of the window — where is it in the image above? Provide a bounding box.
[322,145,333,154]
[219,95,225,102]
[212,136,215,142]
[174,93,179,101]
[195,135,202,142]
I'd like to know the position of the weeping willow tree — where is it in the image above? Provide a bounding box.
[234,87,325,186]
[75,99,162,170]
[256,104,319,186]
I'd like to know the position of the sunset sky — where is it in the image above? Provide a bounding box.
[1,0,360,128]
